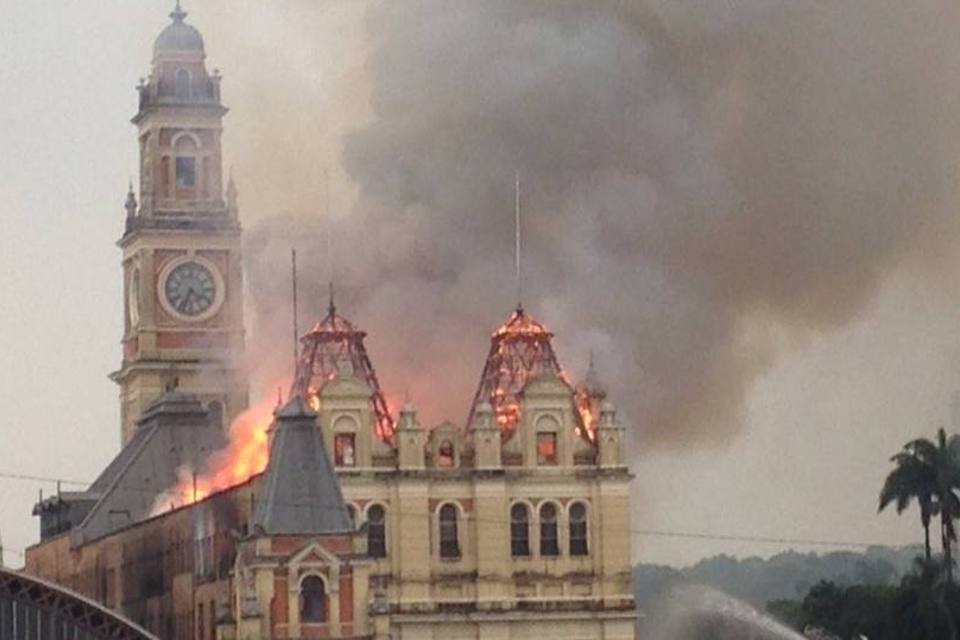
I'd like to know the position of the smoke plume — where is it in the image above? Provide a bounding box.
[243,0,960,447]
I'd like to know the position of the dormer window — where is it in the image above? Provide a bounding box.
[334,433,356,467]
[536,432,558,465]
[437,440,455,468]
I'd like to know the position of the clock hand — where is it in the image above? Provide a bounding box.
[179,288,195,313]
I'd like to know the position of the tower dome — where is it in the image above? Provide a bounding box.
[154,3,204,54]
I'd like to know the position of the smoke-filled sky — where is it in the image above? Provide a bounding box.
[3,0,960,567]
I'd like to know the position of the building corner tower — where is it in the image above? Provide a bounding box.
[112,4,247,445]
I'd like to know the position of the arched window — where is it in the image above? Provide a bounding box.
[510,503,530,557]
[175,68,191,100]
[367,504,386,558]
[334,433,356,467]
[300,576,326,623]
[569,502,588,556]
[539,503,559,556]
[437,440,455,467]
[173,135,198,191]
[439,504,460,559]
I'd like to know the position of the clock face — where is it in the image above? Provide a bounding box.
[164,261,217,317]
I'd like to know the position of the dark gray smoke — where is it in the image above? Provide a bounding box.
[245,0,960,447]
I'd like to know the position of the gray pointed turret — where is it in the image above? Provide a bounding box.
[252,396,353,535]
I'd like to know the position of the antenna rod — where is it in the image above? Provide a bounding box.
[325,169,334,307]
[515,170,522,310]
[291,248,299,372]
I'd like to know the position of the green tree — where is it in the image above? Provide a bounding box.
[891,558,959,640]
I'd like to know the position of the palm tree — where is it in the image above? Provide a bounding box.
[903,429,960,581]
[879,447,937,561]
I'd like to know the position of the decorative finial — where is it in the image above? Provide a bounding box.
[328,281,336,317]
[584,348,606,398]
[170,1,187,23]
[124,181,138,218]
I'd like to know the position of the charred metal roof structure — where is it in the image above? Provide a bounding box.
[467,306,597,441]
[293,297,395,442]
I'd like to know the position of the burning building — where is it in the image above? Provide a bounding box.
[24,5,637,639]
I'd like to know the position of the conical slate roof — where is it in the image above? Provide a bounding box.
[252,396,353,536]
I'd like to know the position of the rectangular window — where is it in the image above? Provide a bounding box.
[176,156,196,188]
[334,433,356,467]
[570,525,588,556]
[537,432,558,465]
[511,521,530,557]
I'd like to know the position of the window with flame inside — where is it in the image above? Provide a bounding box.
[334,433,356,467]
[536,432,558,465]
[437,440,455,467]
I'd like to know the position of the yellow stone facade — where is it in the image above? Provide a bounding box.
[319,372,638,639]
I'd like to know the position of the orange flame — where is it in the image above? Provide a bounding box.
[150,390,283,516]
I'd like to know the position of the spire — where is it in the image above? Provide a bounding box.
[124,181,138,218]
[252,396,353,535]
[327,281,336,317]
[170,1,187,23]
[514,170,523,312]
[583,350,606,398]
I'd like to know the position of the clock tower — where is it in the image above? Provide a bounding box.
[112,4,248,445]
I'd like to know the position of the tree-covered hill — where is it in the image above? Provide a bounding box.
[634,546,923,610]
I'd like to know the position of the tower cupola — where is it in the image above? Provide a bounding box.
[153,3,205,55]
[130,2,228,223]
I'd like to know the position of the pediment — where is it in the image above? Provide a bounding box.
[290,540,340,567]
[523,375,572,399]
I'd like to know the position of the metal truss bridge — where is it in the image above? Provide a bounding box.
[0,566,157,640]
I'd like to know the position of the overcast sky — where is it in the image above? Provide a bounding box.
[2,1,959,569]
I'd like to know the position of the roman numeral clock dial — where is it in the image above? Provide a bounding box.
[162,260,221,319]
